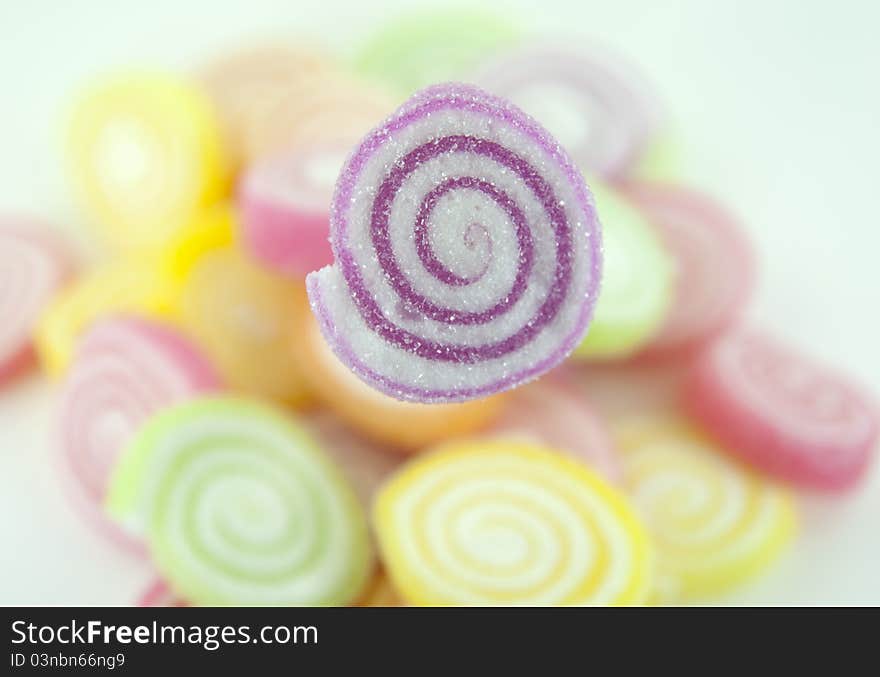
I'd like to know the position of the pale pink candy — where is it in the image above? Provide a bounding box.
[57,315,222,549]
[304,411,401,509]
[488,369,621,482]
[621,183,755,360]
[137,578,187,607]
[0,220,75,384]
[239,142,351,277]
[685,330,879,491]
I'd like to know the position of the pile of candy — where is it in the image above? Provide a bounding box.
[2,10,878,606]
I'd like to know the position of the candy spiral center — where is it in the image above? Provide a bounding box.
[342,134,572,363]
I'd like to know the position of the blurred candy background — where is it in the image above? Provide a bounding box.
[1,0,879,604]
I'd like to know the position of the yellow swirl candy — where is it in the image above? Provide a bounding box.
[615,418,796,602]
[375,440,652,606]
[36,260,178,376]
[67,72,230,252]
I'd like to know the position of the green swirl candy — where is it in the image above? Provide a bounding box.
[106,397,372,606]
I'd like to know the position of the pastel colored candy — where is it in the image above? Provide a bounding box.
[307,83,602,403]
[157,202,236,283]
[178,248,312,406]
[106,397,372,606]
[58,315,221,548]
[298,309,507,452]
[136,578,187,607]
[304,411,401,509]
[488,370,621,482]
[615,417,796,602]
[622,184,755,358]
[67,72,230,252]
[239,142,349,276]
[375,439,652,605]
[355,10,519,94]
[573,182,673,359]
[237,72,393,164]
[472,42,666,179]
[0,220,76,384]
[199,45,335,167]
[36,260,178,376]
[685,330,880,491]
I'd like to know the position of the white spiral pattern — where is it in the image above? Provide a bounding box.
[617,418,795,601]
[375,441,651,605]
[307,83,601,403]
[106,397,372,606]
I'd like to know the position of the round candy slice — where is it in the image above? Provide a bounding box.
[36,260,178,377]
[472,42,666,179]
[67,72,230,252]
[178,247,312,406]
[157,202,236,283]
[615,417,796,602]
[307,83,602,403]
[238,141,349,277]
[622,183,755,358]
[355,10,519,94]
[298,309,507,452]
[58,315,221,546]
[199,44,335,167]
[375,439,651,605]
[238,72,393,164]
[137,578,187,607]
[0,221,75,385]
[488,371,621,482]
[106,397,372,606]
[573,182,673,360]
[685,330,880,491]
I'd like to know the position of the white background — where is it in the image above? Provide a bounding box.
[0,0,878,604]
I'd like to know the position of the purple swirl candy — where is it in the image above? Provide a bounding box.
[306,83,602,403]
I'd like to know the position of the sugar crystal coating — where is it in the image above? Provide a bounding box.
[306,83,602,403]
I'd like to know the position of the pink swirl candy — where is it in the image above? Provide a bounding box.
[471,43,665,179]
[307,83,602,404]
[58,315,221,547]
[0,220,75,385]
[685,330,879,492]
[239,142,350,277]
[622,183,755,359]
